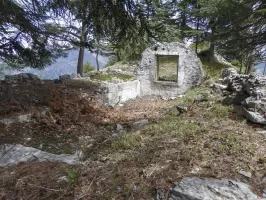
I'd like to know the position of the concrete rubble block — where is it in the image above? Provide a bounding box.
[176,105,188,113]
[132,119,148,128]
[210,83,227,91]
[116,124,124,131]
[0,144,80,167]
[221,68,238,79]
[238,170,252,178]
[0,114,32,124]
[194,94,208,103]
[168,177,260,200]
[101,80,140,107]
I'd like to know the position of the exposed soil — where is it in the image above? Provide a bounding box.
[0,79,266,199]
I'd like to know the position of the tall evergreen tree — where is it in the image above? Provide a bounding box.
[61,0,159,76]
[0,0,68,68]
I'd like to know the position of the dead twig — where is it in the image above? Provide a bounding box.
[27,182,61,192]
[74,194,89,200]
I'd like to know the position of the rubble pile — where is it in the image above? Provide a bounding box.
[219,68,266,124]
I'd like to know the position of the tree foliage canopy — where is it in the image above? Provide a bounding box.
[0,0,265,72]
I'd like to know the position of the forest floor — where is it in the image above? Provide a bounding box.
[0,75,266,199]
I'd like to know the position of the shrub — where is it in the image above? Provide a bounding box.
[105,55,118,67]
[84,61,95,73]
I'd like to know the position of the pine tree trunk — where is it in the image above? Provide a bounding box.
[76,11,86,77]
[96,50,100,71]
[117,52,121,61]
[246,57,252,74]
[195,17,200,54]
[239,56,243,74]
[209,43,215,62]
[209,20,216,62]
[77,47,84,76]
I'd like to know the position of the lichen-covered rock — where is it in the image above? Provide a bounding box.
[0,144,79,167]
[59,73,77,80]
[169,177,260,200]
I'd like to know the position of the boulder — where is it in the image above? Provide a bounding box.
[162,177,260,200]
[0,144,79,167]
[176,105,188,113]
[132,119,149,128]
[59,73,77,80]
[116,124,124,131]
[221,68,237,79]
[242,108,266,125]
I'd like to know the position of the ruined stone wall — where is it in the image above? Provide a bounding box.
[136,42,203,98]
[221,68,266,124]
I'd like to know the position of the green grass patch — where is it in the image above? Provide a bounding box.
[200,57,227,79]
[190,43,210,52]
[111,133,143,150]
[145,114,204,143]
[196,49,231,80]
[84,61,95,73]
[211,104,233,118]
[91,73,133,81]
[157,55,178,82]
[175,87,211,105]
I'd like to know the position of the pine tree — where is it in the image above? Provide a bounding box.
[0,0,68,68]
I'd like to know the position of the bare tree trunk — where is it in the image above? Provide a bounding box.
[239,55,243,74]
[263,62,266,75]
[209,20,216,62]
[245,56,252,74]
[96,49,99,71]
[77,47,84,76]
[76,12,86,77]
[195,16,200,54]
[209,43,215,62]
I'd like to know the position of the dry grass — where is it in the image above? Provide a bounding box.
[0,162,79,200]
[76,87,266,199]
[1,80,266,199]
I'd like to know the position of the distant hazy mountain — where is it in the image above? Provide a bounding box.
[2,49,109,80]
[254,62,266,75]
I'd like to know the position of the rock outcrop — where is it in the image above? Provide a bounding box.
[0,144,80,167]
[5,73,39,82]
[155,177,261,200]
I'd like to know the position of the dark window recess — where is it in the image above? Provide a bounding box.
[157,55,178,82]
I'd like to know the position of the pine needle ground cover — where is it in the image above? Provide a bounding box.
[0,67,265,199]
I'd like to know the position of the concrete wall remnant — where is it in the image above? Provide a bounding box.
[100,42,203,106]
[102,80,140,106]
[136,42,203,98]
